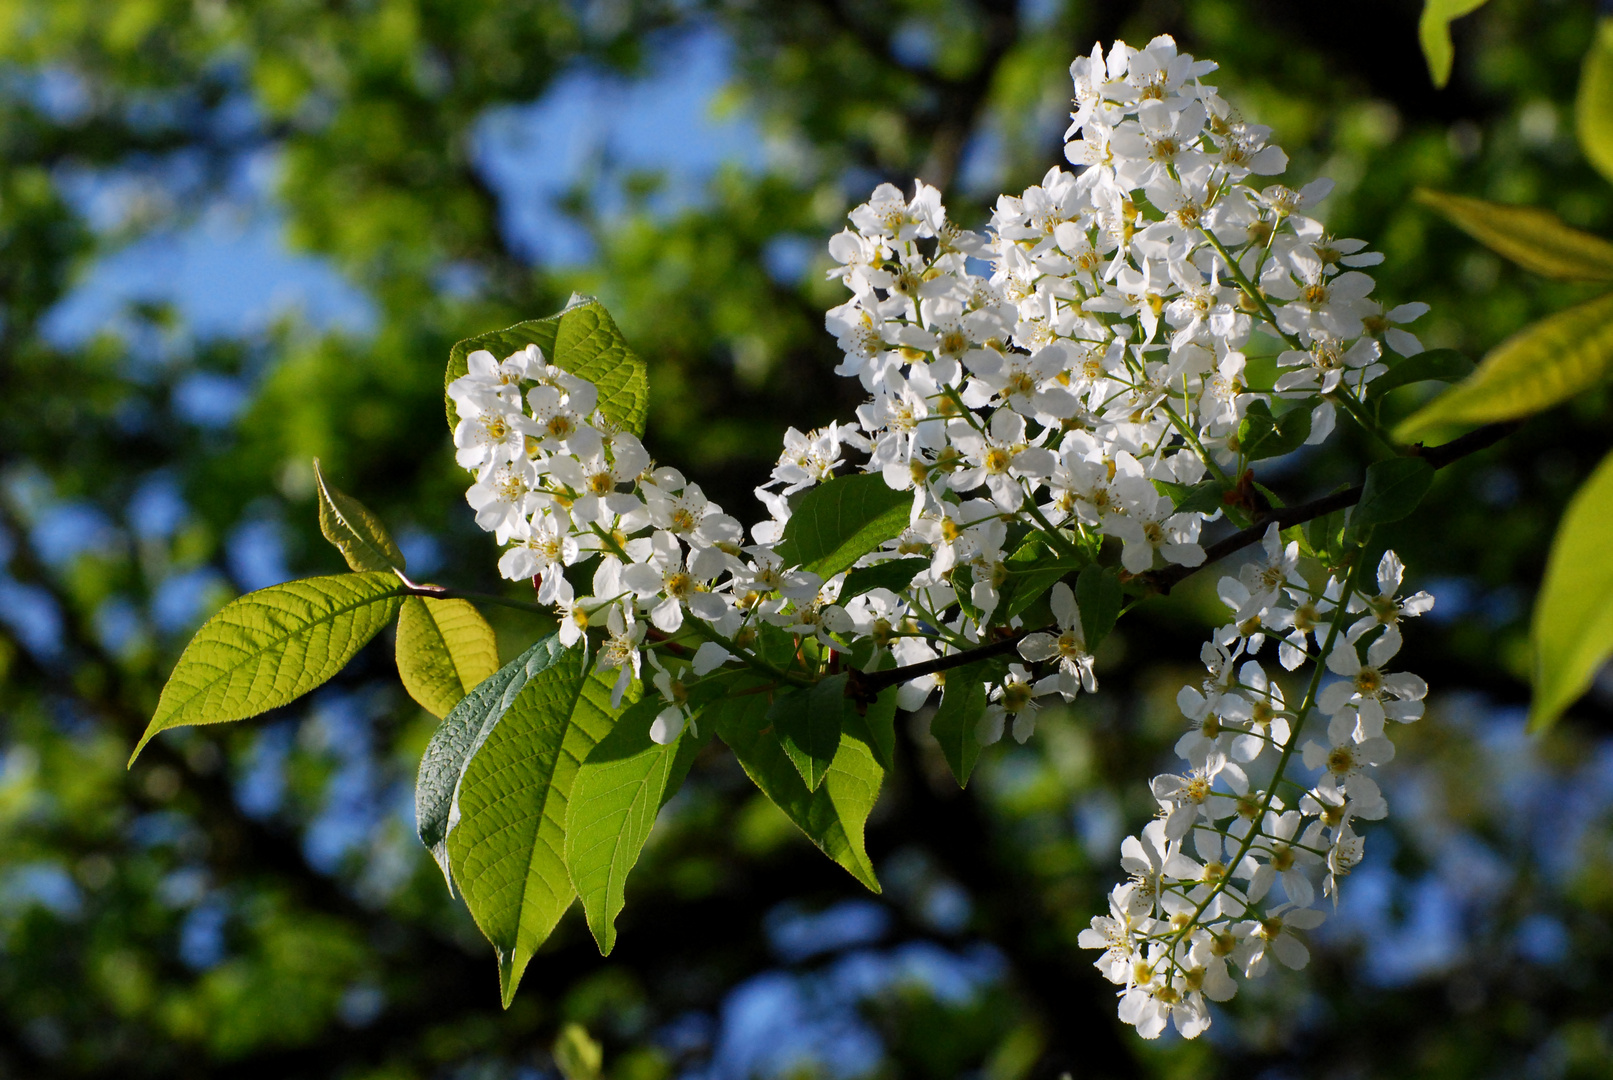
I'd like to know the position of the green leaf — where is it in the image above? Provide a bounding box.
[446,640,634,1006]
[1530,449,1613,730]
[998,545,1082,622]
[1251,481,1285,510]
[711,690,883,892]
[768,676,848,791]
[553,1023,603,1080]
[661,707,713,808]
[415,636,569,889]
[1304,500,1350,565]
[1419,0,1489,88]
[1396,291,1613,438]
[1075,564,1123,649]
[564,696,683,955]
[949,564,983,625]
[1578,17,1613,186]
[1369,348,1475,398]
[1414,189,1613,281]
[445,294,650,437]
[929,662,992,787]
[1236,400,1311,461]
[776,473,911,578]
[132,572,403,763]
[1349,458,1436,536]
[843,686,898,773]
[314,459,405,573]
[840,557,929,600]
[1153,478,1230,516]
[396,596,500,719]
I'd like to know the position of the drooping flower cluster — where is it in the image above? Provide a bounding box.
[445,34,1437,1038]
[1079,539,1431,1037]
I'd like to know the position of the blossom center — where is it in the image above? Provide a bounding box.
[1354,666,1383,696]
[1002,681,1033,713]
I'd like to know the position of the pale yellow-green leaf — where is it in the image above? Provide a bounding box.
[1419,0,1490,88]
[1415,189,1613,281]
[1530,449,1613,730]
[395,595,499,719]
[133,573,404,763]
[314,459,405,573]
[553,1024,603,1080]
[1395,290,1613,439]
[1577,17,1613,186]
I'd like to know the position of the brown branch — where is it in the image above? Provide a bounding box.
[1146,418,1522,592]
[847,420,1521,701]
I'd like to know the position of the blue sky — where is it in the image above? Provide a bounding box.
[43,26,766,351]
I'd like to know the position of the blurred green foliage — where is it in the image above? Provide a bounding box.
[2,0,1613,1077]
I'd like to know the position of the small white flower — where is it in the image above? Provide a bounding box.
[1016,582,1097,699]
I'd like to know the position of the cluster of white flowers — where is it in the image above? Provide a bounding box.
[1079,537,1432,1038]
[445,34,1437,1038]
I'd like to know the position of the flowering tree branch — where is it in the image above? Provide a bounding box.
[141,34,1494,1035]
[848,419,1520,702]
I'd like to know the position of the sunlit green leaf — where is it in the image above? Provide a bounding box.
[446,639,633,1006]
[133,572,403,763]
[1530,449,1613,730]
[565,696,684,955]
[768,677,846,791]
[1419,0,1490,88]
[1396,291,1613,438]
[843,686,898,773]
[1414,190,1613,281]
[1369,348,1475,398]
[711,689,882,891]
[775,473,911,578]
[1578,17,1613,186]
[396,595,499,719]
[314,459,405,573]
[445,294,650,437]
[415,636,569,890]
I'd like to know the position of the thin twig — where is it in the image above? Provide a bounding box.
[392,570,552,614]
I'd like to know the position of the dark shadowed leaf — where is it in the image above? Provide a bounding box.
[776,473,911,578]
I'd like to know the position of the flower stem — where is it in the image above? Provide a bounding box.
[1168,540,1372,945]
